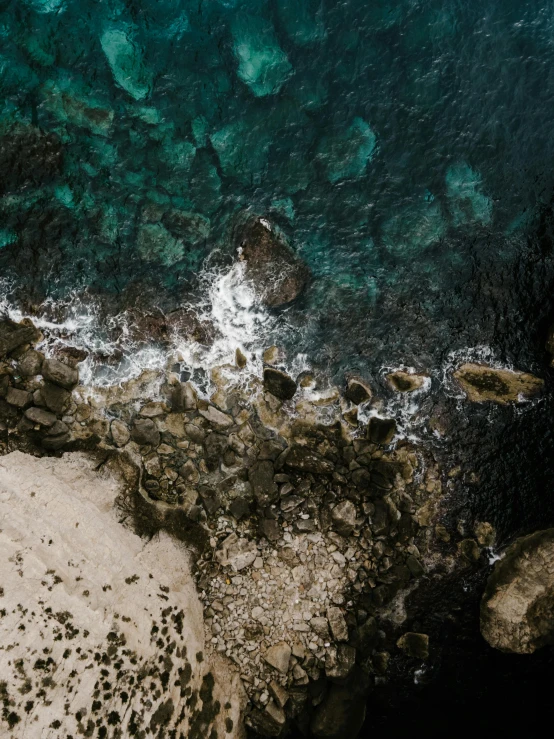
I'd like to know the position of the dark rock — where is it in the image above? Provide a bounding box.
[130,418,160,446]
[396,632,429,659]
[259,438,288,461]
[458,538,481,563]
[24,407,57,427]
[249,460,278,506]
[236,216,309,307]
[6,387,31,408]
[285,446,334,475]
[351,468,371,491]
[263,368,297,401]
[406,555,425,577]
[355,616,378,657]
[247,701,286,737]
[229,497,250,520]
[185,423,206,444]
[41,433,71,451]
[310,670,369,739]
[0,318,41,358]
[41,382,72,414]
[41,358,79,390]
[0,124,63,195]
[367,417,396,445]
[0,376,8,398]
[198,488,221,515]
[345,377,372,405]
[261,518,281,542]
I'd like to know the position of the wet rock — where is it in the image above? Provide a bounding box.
[316,117,377,184]
[17,349,44,377]
[475,521,496,547]
[345,377,372,405]
[330,501,357,537]
[367,417,396,445]
[481,528,554,654]
[387,371,427,392]
[249,460,278,506]
[24,407,57,428]
[453,363,544,404]
[0,125,63,195]
[396,632,429,659]
[130,418,160,447]
[6,387,31,408]
[236,347,247,368]
[110,419,130,447]
[236,216,309,307]
[186,423,206,444]
[327,607,348,642]
[41,382,71,414]
[458,538,480,563]
[0,318,41,357]
[285,446,334,475]
[264,642,292,673]
[41,358,79,390]
[351,467,371,491]
[199,405,233,428]
[263,346,285,365]
[263,368,297,401]
[406,555,425,577]
[204,432,229,470]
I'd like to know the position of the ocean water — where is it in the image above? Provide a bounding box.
[2,0,554,386]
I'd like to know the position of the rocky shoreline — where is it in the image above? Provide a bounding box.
[1,312,552,738]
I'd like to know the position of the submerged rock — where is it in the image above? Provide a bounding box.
[236,217,309,307]
[387,371,428,392]
[481,528,554,654]
[316,117,377,183]
[446,161,492,226]
[137,223,184,267]
[0,124,63,195]
[100,25,152,100]
[231,12,292,97]
[453,363,544,404]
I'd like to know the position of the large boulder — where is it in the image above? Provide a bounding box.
[236,216,309,307]
[453,363,543,404]
[481,528,554,654]
[263,367,297,400]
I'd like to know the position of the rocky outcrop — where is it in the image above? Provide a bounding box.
[0,451,244,738]
[453,363,544,404]
[387,371,428,393]
[481,528,554,654]
[236,216,309,307]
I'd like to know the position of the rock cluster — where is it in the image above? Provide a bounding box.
[0,316,451,737]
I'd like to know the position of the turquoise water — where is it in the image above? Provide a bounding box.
[2,0,554,376]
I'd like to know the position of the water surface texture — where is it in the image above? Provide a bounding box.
[2,0,554,378]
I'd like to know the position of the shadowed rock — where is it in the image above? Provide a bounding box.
[263,368,297,400]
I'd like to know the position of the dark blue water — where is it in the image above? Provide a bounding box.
[2,0,554,378]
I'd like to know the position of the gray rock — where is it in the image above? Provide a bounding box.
[345,378,371,405]
[179,459,199,484]
[285,446,334,475]
[261,518,281,542]
[110,419,130,447]
[170,381,197,411]
[41,382,72,414]
[24,407,57,427]
[41,358,79,390]
[263,368,297,401]
[269,680,289,708]
[17,349,43,377]
[351,468,371,491]
[185,423,206,444]
[6,387,31,408]
[310,617,330,639]
[331,500,357,537]
[130,418,160,446]
[204,432,228,470]
[264,642,292,673]
[249,460,278,506]
[327,607,348,642]
[325,644,356,681]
